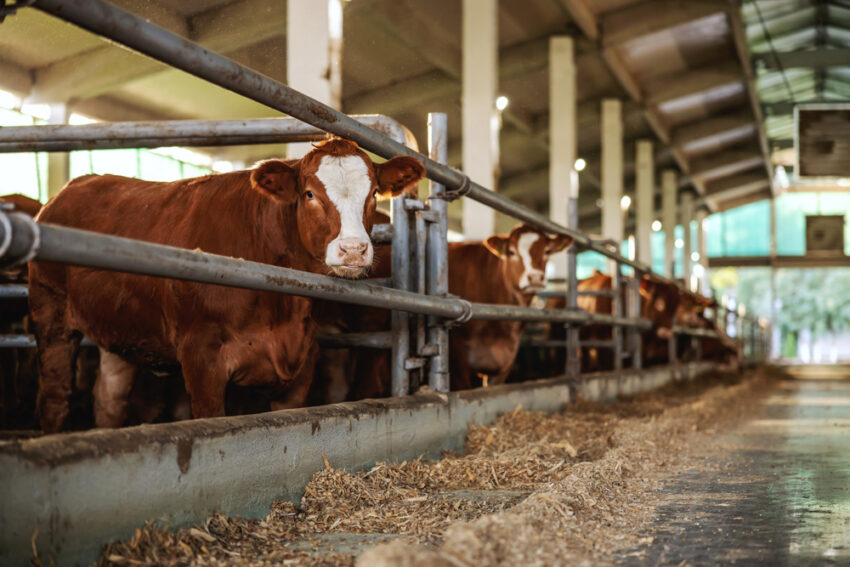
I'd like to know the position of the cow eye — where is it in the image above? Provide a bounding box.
[508,249,516,257]
[373,189,379,198]
[305,190,314,199]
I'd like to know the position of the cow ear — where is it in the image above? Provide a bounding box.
[484,235,510,258]
[548,233,574,253]
[374,156,426,198]
[250,160,298,204]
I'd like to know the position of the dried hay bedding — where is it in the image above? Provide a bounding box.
[84,370,770,567]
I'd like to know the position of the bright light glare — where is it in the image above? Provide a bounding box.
[153,146,214,168]
[574,158,586,171]
[212,160,234,173]
[0,89,19,110]
[495,95,509,111]
[69,113,97,125]
[620,195,631,209]
[691,251,700,262]
[675,238,684,249]
[20,103,50,121]
[693,263,705,277]
[651,220,662,232]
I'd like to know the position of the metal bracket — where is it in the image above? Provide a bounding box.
[404,357,426,370]
[430,169,471,202]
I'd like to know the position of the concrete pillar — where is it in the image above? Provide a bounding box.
[635,140,654,267]
[661,170,677,278]
[287,0,342,159]
[696,207,709,294]
[681,190,694,289]
[548,36,576,278]
[47,103,70,199]
[462,0,497,240]
[601,99,623,273]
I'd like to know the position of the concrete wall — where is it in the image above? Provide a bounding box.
[0,362,715,566]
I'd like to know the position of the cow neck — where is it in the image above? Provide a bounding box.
[487,244,530,307]
[219,171,314,273]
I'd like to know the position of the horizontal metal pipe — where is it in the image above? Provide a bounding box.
[0,334,34,348]
[0,334,94,348]
[317,331,392,349]
[0,213,467,320]
[369,223,393,244]
[577,289,617,297]
[29,0,660,279]
[0,115,414,153]
[0,284,28,298]
[672,325,723,339]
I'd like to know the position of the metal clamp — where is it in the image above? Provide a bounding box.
[0,212,41,267]
[431,169,471,202]
[446,295,473,327]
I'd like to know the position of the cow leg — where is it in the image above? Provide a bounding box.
[271,342,318,410]
[93,348,136,428]
[30,284,81,433]
[179,343,228,419]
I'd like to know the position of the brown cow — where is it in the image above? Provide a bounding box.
[312,210,393,404]
[449,225,573,390]
[545,271,681,372]
[29,138,424,432]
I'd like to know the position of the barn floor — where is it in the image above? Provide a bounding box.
[84,366,850,567]
[622,367,850,566]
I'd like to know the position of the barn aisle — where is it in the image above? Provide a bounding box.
[625,366,850,565]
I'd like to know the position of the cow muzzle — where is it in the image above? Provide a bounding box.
[328,237,372,278]
[521,271,546,293]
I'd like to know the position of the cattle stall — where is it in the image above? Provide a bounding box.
[0,1,771,565]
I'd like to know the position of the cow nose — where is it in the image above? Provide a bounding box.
[338,238,369,256]
[528,272,545,287]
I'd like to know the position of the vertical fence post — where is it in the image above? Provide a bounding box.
[426,113,450,393]
[630,273,642,370]
[613,260,623,372]
[565,171,581,380]
[391,185,411,396]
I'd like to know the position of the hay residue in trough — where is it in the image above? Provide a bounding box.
[88,371,772,567]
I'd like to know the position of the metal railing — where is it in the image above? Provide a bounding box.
[0,0,770,403]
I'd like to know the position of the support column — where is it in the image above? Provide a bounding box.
[548,36,576,279]
[696,207,709,294]
[635,140,654,267]
[287,0,342,159]
[661,170,677,278]
[601,100,623,246]
[462,0,497,240]
[47,103,70,199]
[681,189,694,289]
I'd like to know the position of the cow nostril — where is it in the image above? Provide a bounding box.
[339,239,369,255]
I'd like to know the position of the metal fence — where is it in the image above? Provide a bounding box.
[0,0,769,403]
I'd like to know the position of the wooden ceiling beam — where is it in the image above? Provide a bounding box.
[644,60,743,106]
[600,0,728,48]
[670,108,756,149]
[28,0,284,104]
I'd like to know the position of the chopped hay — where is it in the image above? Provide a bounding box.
[91,370,773,567]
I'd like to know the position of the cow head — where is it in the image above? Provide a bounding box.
[676,290,712,327]
[484,225,573,294]
[250,139,424,278]
[640,277,681,339]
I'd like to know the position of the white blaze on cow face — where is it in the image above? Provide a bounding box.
[316,154,374,276]
[517,232,545,291]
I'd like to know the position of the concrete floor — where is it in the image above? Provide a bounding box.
[624,369,850,566]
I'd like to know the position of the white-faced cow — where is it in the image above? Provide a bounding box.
[29,138,424,432]
[448,225,573,389]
